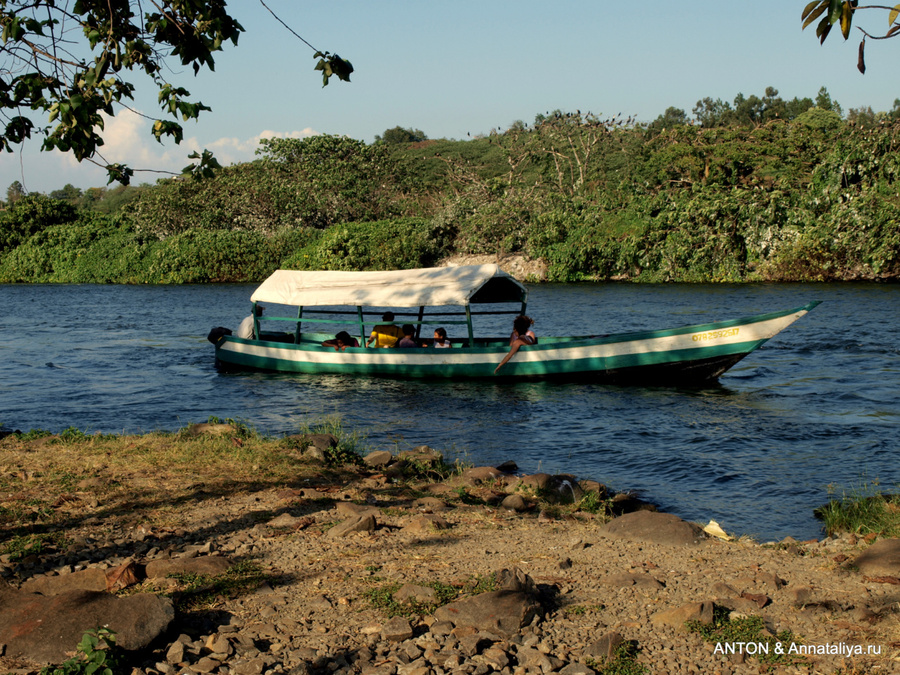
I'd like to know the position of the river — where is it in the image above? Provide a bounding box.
[1,281,897,541]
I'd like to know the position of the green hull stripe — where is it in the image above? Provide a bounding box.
[218,339,768,378]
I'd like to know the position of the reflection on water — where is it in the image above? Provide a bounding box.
[1,281,898,541]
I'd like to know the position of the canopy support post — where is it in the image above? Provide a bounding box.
[357,307,366,348]
[465,306,474,348]
[416,306,425,340]
[295,306,303,344]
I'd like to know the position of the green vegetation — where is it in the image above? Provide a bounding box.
[687,609,805,670]
[40,628,122,675]
[162,560,270,613]
[815,481,900,537]
[586,641,649,675]
[1,93,899,283]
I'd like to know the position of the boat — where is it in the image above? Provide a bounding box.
[209,265,820,384]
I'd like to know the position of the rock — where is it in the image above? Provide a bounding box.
[609,492,657,515]
[396,445,444,467]
[786,586,813,608]
[20,568,108,595]
[432,590,540,637]
[602,573,664,591]
[0,584,173,664]
[650,601,715,629]
[411,497,451,513]
[598,511,706,546]
[394,584,437,605]
[335,502,381,519]
[495,567,536,594]
[327,514,376,538]
[403,515,449,533]
[363,450,393,467]
[462,466,505,485]
[268,513,306,529]
[500,494,529,512]
[145,556,232,579]
[584,630,625,660]
[381,616,413,641]
[853,538,900,576]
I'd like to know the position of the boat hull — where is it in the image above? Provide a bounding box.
[214,302,820,385]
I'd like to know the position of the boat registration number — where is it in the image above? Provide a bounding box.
[692,328,739,342]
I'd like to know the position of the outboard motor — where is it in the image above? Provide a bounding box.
[207,326,232,344]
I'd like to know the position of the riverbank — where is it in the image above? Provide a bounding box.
[1,425,898,675]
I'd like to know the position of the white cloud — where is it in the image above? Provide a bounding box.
[0,110,322,192]
[186,127,319,166]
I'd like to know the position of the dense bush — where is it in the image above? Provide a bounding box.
[282,218,447,271]
[3,111,900,283]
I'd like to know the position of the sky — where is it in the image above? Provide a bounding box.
[2,1,898,195]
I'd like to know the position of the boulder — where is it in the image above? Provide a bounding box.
[145,556,232,579]
[363,450,393,467]
[598,511,706,546]
[432,567,540,636]
[396,445,444,467]
[0,583,173,664]
[650,601,715,629]
[403,515,450,533]
[432,590,540,637]
[327,514,377,538]
[335,502,380,519]
[853,538,900,577]
[462,466,505,485]
[21,568,109,595]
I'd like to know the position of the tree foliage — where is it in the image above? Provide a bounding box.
[802,0,900,73]
[0,1,352,185]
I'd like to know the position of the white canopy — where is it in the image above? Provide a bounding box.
[250,265,527,307]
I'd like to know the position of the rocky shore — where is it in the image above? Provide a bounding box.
[1,432,899,675]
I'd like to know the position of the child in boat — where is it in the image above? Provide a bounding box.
[365,312,404,348]
[322,331,359,351]
[397,324,421,348]
[432,327,452,348]
[495,315,536,373]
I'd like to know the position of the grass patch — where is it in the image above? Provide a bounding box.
[362,580,460,618]
[0,532,67,561]
[160,560,269,613]
[687,608,806,670]
[586,642,648,675]
[815,480,900,538]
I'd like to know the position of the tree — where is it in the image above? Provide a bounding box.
[647,107,689,134]
[815,86,843,116]
[6,180,25,205]
[0,1,352,185]
[375,126,429,144]
[802,0,900,73]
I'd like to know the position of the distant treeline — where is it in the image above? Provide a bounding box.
[1,87,899,283]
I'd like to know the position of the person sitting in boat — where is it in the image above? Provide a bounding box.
[236,304,264,340]
[432,327,452,348]
[366,312,404,348]
[397,324,421,348]
[495,315,537,374]
[322,331,359,351]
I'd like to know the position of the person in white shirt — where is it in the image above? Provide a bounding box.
[237,305,264,339]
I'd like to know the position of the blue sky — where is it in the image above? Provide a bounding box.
[2,1,898,194]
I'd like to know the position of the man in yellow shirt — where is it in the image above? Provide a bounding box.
[366,312,404,348]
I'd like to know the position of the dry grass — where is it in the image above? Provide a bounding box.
[0,422,367,552]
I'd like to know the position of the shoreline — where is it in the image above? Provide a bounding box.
[1,425,899,674]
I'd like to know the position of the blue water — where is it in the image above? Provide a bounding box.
[1,282,898,541]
